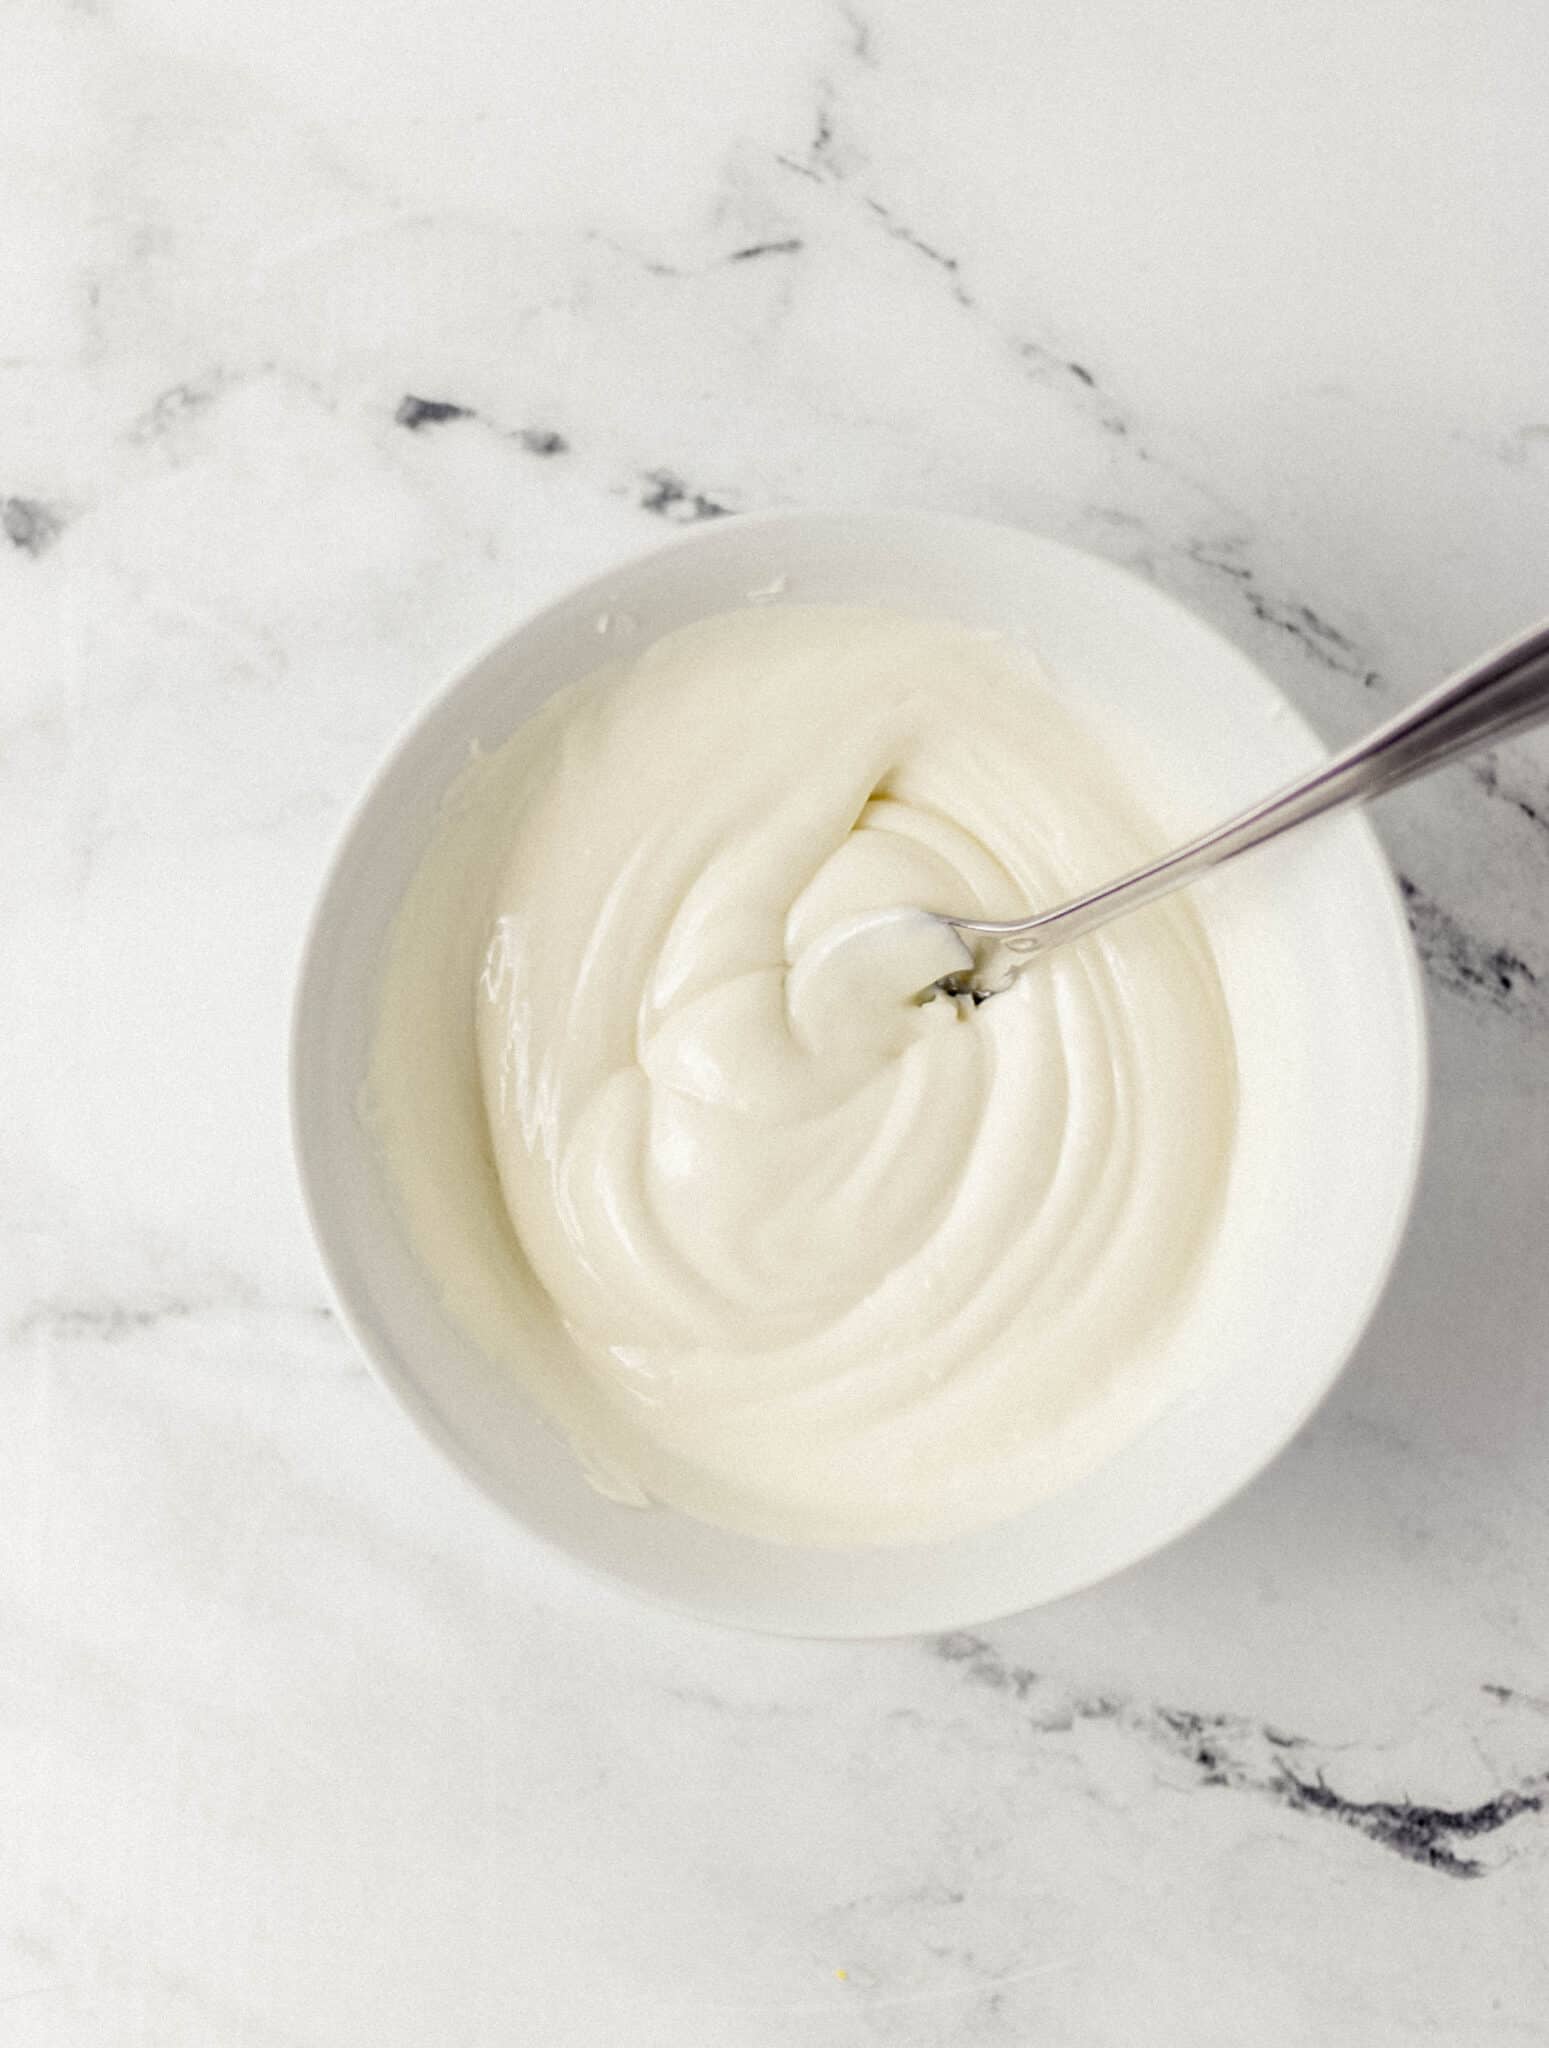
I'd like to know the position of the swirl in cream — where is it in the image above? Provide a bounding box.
[370,607,1237,1546]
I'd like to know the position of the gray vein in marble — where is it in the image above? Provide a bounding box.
[662,1684,796,1721]
[588,229,690,279]
[594,229,804,278]
[835,0,876,67]
[12,1288,343,1350]
[2,495,67,557]
[11,1298,198,1345]
[786,135,1149,452]
[806,83,845,181]
[1398,874,1543,1016]
[1012,337,1135,439]
[775,78,853,186]
[121,364,352,472]
[1240,594,1372,682]
[861,197,972,308]
[394,394,475,431]
[270,372,724,526]
[1184,538,1379,684]
[393,393,568,455]
[1472,755,1549,839]
[934,1633,1548,1879]
[1496,422,1549,468]
[130,375,228,445]
[1486,1685,1549,1717]
[725,237,805,264]
[638,469,733,522]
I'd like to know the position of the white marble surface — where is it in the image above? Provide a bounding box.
[4,0,1549,2039]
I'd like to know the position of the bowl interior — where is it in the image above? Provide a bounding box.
[292,512,1426,1635]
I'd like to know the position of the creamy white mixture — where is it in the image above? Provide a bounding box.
[369,606,1237,1546]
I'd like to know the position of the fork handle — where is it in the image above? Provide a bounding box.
[951,615,1549,955]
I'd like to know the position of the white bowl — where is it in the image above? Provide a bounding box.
[292,511,1426,1636]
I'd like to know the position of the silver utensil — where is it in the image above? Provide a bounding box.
[941,615,1549,996]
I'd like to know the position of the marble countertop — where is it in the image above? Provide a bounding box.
[5,1,1548,2040]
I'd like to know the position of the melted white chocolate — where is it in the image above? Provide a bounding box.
[369,606,1237,1546]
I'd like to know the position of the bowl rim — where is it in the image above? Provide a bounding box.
[290,508,1429,1635]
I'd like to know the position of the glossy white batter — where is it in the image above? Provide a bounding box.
[369,606,1237,1546]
